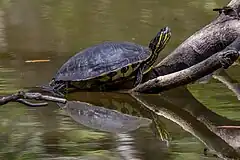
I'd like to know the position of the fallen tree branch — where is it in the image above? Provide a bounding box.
[133,0,239,95]
[0,91,67,107]
[132,47,239,93]
[136,0,240,94]
[153,0,240,76]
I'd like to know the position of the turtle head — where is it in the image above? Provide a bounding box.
[149,26,171,53]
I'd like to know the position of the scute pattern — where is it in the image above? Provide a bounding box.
[54,42,150,81]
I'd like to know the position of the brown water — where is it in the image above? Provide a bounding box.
[0,0,240,160]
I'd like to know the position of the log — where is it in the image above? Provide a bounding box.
[136,0,240,94]
[152,0,240,76]
[132,36,240,93]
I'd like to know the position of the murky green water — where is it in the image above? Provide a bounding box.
[0,0,239,159]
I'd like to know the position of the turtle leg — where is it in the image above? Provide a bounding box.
[134,66,144,87]
[52,83,66,97]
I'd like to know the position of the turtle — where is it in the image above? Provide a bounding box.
[45,26,171,94]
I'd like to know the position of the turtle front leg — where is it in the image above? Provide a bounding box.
[52,83,67,97]
[134,66,144,87]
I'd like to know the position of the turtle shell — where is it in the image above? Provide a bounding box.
[54,42,151,82]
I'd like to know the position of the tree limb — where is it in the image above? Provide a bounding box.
[132,46,239,93]
[153,0,240,76]
[0,91,67,107]
[136,0,240,95]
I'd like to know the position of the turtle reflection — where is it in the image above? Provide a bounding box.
[60,92,171,142]
[60,101,152,133]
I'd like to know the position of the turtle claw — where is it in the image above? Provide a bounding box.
[51,83,67,97]
[52,91,65,98]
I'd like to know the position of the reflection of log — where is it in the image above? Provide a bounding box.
[159,87,240,152]
[213,69,240,100]
[132,94,240,159]
[159,87,240,127]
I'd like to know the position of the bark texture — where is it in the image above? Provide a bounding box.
[134,36,240,93]
[143,0,240,82]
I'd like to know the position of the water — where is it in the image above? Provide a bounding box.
[0,0,239,159]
